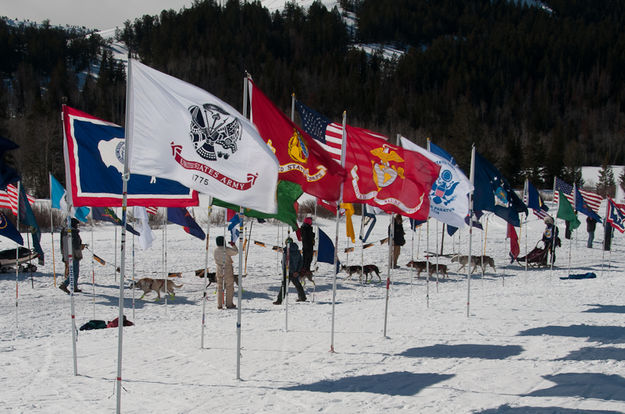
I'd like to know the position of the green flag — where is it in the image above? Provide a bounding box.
[556,190,580,230]
[212,180,303,230]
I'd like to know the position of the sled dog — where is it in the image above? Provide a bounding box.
[451,255,496,274]
[130,278,183,300]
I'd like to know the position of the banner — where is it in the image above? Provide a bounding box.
[126,60,278,214]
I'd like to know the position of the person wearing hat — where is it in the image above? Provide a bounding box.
[59,218,84,294]
[300,216,315,273]
[213,235,238,309]
[542,216,560,264]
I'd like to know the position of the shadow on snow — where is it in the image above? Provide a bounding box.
[399,344,524,359]
[559,347,625,361]
[522,373,625,401]
[475,404,622,414]
[518,324,625,344]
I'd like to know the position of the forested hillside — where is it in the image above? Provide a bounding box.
[2,0,625,196]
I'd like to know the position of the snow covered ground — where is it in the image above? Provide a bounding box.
[1,210,625,413]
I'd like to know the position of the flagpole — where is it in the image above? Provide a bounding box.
[384,212,394,337]
[524,179,528,273]
[164,211,168,310]
[601,201,608,277]
[49,173,57,287]
[201,204,212,349]
[360,204,365,285]
[330,110,346,352]
[15,181,20,328]
[568,184,575,276]
[236,207,244,379]
[467,145,475,317]
[482,216,488,283]
[410,220,414,292]
[61,105,79,376]
[115,57,133,414]
[426,217,430,307]
[435,219,440,291]
[114,226,118,283]
[131,230,135,321]
[551,177,556,278]
[91,224,95,320]
[427,138,439,292]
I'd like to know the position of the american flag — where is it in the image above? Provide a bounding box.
[146,206,158,215]
[0,184,35,216]
[553,177,603,213]
[295,100,344,164]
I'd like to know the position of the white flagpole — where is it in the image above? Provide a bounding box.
[524,179,528,272]
[435,219,440,291]
[132,230,135,320]
[115,58,133,414]
[91,225,95,320]
[427,138,439,292]
[201,204,212,349]
[330,110,346,352]
[360,204,365,284]
[384,212,394,337]
[164,211,168,310]
[551,177,556,277]
[426,217,430,308]
[467,145,475,317]
[410,220,414,292]
[568,184,575,276]
[114,225,118,283]
[15,181,21,328]
[49,173,57,287]
[61,106,79,376]
[601,201,608,277]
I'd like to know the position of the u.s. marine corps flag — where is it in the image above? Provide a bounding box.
[247,79,346,202]
[126,59,279,214]
[343,126,440,220]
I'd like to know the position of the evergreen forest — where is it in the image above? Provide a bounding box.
[2,0,625,196]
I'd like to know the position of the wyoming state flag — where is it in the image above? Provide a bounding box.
[63,105,198,207]
[342,126,440,220]
[248,79,346,202]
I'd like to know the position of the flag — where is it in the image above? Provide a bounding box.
[606,198,625,233]
[0,136,19,190]
[556,190,581,231]
[63,106,199,208]
[507,223,519,262]
[295,100,344,163]
[91,207,140,236]
[473,151,527,227]
[400,137,473,228]
[167,207,205,240]
[0,184,34,216]
[525,180,549,220]
[341,202,355,243]
[228,213,241,243]
[317,228,339,270]
[212,180,303,231]
[554,177,603,217]
[16,184,43,259]
[133,206,155,249]
[342,126,440,220]
[126,60,278,213]
[360,203,377,243]
[50,174,90,222]
[248,79,345,202]
[0,211,23,245]
[146,207,158,215]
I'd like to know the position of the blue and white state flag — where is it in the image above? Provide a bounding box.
[400,137,473,229]
[126,59,279,214]
[63,106,198,207]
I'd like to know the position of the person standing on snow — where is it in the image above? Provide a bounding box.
[213,235,238,309]
[274,238,306,304]
[59,218,84,294]
[300,216,315,273]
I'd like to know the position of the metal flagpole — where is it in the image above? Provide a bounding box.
[114,225,118,282]
[426,217,430,308]
[201,204,212,349]
[384,213,394,337]
[61,106,79,375]
[524,179,528,272]
[410,220,414,292]
[15,181,21,328]
[601,201,608,277]
[49,173,57,287]
[115,57,132,414]
[132,230,135,320]
[551,177,556,277]
[435,219,440,291]
[482,216,489,283]
[467,145,475,317]
[91,225,96,320]
[164,211,168,310]
[330,110,346,352]
[360,204,365,285]
[236,207,244,379]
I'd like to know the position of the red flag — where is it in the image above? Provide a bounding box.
[507,223,520,260]
[342,126,440,220]
[248,79,346,201]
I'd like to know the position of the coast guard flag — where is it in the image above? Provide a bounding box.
[606,198,625,233]
[63,106,198,207]
[342,127,440,221]
[400,137,472,228]
[126,60,278,214]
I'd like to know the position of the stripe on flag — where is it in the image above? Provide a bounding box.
[146,206,158,215]
[0,184,35,216]
[553,177,602,213]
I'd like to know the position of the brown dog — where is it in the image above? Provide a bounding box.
[406,260,448,279]
[130,278,183,300]
[195,269,239,286]
[451,255,496,274]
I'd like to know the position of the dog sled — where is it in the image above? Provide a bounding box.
[0,247,39,273]
[516,241,550,268]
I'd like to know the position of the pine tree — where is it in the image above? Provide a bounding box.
[620,166,625,196]
[596,161,616,198]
